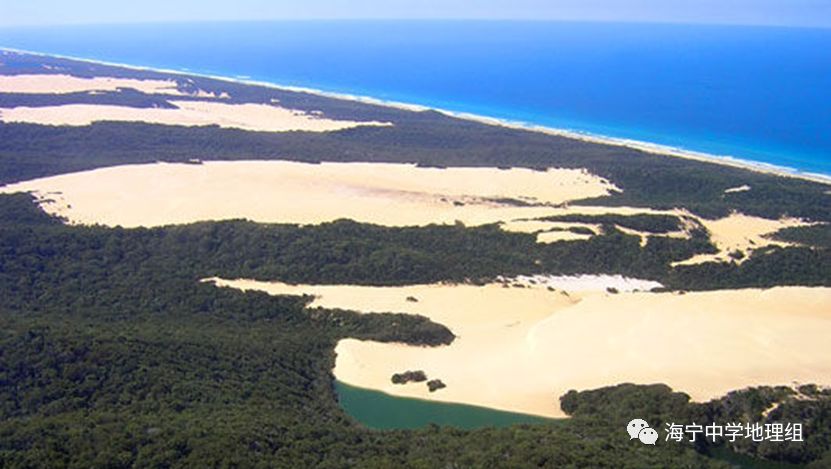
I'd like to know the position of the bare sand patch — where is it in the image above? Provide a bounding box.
[207,277,831,418]
[724,184,751,194]
[500,274,662,292]
[614,224,690,247]
[499,219,601,243]
[674,212,813,265]
[0,100,391,132]
[501,217,692,246]
[0,161,617,228]
[0,73,191,96]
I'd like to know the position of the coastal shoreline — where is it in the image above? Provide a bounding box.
[2,46,830,186]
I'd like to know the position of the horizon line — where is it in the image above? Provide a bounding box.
[1,18,830,30]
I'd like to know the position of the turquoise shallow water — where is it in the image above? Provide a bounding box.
[0,21,829,176]
[335,381,558,430]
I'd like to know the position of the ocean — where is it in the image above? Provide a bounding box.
[1,20,829,176]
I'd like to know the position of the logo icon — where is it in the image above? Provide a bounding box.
[627,418,658,445]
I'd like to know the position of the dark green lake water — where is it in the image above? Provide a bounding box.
[335,381,560,430]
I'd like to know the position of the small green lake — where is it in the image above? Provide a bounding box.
[335,381,561,430]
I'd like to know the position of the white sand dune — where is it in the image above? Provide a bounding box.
[724,184,751,194]
[0,161,617,228]
[207,277,831,418]
[500,274,663,292]
[500,220,602,235]
[501,219,602,243]
[0,100,391,133]
[0,73,191,96]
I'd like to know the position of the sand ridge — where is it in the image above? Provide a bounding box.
[207,277,831,418]
[0,73,192,96]
[0,100,392,133]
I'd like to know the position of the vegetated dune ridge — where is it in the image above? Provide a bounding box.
[207,277,831,419]
[0,73,391,132]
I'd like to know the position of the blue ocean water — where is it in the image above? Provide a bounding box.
[1,21,829,176]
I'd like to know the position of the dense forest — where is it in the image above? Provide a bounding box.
[1,51,830,467]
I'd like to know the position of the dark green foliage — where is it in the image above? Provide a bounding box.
[567,226,596,235]
[772,224,831,250]
[728,250,746,260]
[560,383,693,426]
[561,383,831,466]
[427,379,447,393]
[541,214,685,233]
[692,386,831,465]
[0,192,62,225]
[667,246,831,289]
[391,370,428,385]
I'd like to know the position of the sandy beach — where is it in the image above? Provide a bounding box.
[208,277,831,418]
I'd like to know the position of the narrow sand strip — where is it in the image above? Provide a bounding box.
[0,100,391,132]
[208,278,831,418]
[500,220,600,244]
[0,73,190,96]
